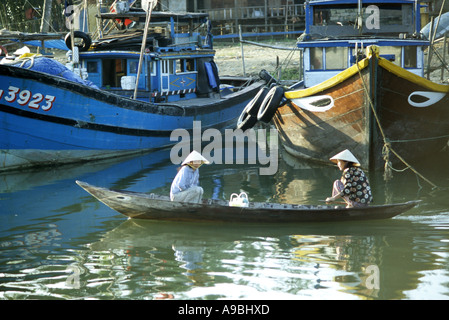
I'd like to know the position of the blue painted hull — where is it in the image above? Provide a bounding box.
[0,64,264,170]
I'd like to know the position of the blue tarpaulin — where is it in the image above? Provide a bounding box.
[421,12,449,40]
[15,56,97,88]
[22,39,69,51]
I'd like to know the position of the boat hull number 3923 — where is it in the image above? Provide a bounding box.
[0,86,56,111]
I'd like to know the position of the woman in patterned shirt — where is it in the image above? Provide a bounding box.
[325,149,373,208]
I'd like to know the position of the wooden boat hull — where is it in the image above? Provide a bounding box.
[375,59,449,168]
[0,64,264,171]
[274,59,371,168]
[76,180,420,223]
[275,53,449,170]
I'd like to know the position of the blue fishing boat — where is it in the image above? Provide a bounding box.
[0,4,266,171]
[240,0,449,172]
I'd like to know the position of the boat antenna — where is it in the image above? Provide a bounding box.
[133,0,157,100]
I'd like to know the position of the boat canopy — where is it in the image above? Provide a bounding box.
[305,0,422,39]
[298,0,428,87]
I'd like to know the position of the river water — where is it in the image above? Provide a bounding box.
[1,147,448,301]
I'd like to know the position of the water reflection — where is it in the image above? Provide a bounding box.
[1,147,448,300]
[81,215,447,300]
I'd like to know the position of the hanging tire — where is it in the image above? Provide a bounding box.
[236,87,268,131]
[65,31,92,52]
[257,86,284,123]
[246,87,269,117]
[236,110,257,131]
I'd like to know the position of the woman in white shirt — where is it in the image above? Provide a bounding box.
[170,151,210,203]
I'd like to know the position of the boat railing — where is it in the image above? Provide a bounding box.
[200,4,305,21]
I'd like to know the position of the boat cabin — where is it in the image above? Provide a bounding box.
[299,0,429,87]
[76,11,220,102]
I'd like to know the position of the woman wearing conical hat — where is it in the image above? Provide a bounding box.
[325,149,373,208]
[170,150,210,203]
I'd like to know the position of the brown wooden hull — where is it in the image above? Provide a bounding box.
[375,61,449,169]
[76,181,420,223]
[274,63,371,168]
[276,55,449,170]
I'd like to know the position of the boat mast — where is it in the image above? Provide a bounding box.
[357,0,363,34]
[40,0,53,32]
[134,0,157,100]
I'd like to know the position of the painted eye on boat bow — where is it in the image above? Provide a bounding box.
[291,95,335,112]
[408,91,446,108]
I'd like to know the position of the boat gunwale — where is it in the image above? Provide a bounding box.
[284,53,449,103]
[0,63,265,117]
[284,58,370,99]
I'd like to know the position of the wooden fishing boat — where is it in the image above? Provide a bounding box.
[274,46,449,171]
[238,0,449,171]
[76,180,420,223]
[0,4,265,172]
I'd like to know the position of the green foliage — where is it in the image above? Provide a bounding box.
[280,67,300,81]
[0,0,66,32]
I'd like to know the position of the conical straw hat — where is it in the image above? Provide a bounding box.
[329,149,360,166]
[182,150,210,165]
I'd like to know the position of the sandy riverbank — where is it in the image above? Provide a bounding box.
[213,39,449,84]
[213,39,302,79]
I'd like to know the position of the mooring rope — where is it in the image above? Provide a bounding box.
[388,133,449,143]
[355,49,439,189]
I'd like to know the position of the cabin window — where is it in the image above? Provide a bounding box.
[162,60,174,74]
[325,47,348,70]
[379,4,412,26]
[310,47,323,70]
[150,61,157,76]
[175,59,196,73]
[404,46,417,68]
[186,59,195,71]
[129,60,143,74]
[87,61,98,73]
[129,60,137,73]
[313,8,331,26]
[176,59,184,73]
[379,46,402,67]
[312,4,412,27]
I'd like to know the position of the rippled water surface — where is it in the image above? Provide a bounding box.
[1,148,449,300]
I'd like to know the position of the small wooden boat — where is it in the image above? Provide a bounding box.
[76,180,420,223]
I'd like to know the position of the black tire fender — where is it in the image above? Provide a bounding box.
[65,31,92,52]
[236,110,257,131]
[245,87,269,117]
[257,86,284,123]
[236,87,268,131]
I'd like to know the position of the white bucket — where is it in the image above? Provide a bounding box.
[229,192,249,207]
[121,76,136,90]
